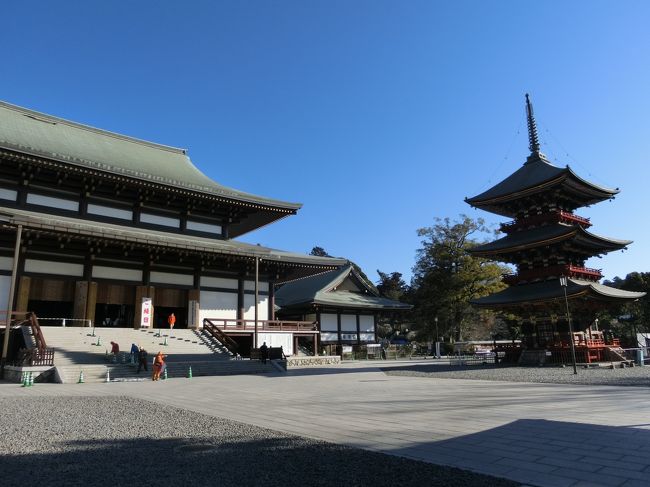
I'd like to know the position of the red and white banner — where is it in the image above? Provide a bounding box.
[141,297,153,328]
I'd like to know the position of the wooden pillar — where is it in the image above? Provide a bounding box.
[15,276,31,312]
[268,282,275,320]
[73,281,98,326]
[356,314,361,347]
[237,276,244,320]
[337,312,342,346]
[188,288,200,330]
[134,285,155,329]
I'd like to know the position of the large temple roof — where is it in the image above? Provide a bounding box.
[465,154,618,217]
[470,223,631,257]
[0,100,302,211]
[275,264,412,310]
[0,207,345,277]
[471,278,645,307]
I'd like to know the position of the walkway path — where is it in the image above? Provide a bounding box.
[3,360,649,487]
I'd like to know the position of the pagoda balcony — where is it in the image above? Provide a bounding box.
[503,264,602,285]
[500,210,591,233]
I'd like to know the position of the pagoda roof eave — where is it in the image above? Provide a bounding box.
[465,155,618,216]
[471,278,645,308]
[470,224,632,256]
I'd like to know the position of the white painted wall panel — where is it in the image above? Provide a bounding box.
[92,266,142,282]
[244,295,269,321]
[360,315,375,333]
[0,188,17,201]
[200,276,238,289]
[150,271,193,286]
[341,314,357,332]
[24,259,83,277]
[187,220,222,235]
[320,332,338,342]
[320,313,338,331]
[199,290,237,326]
[244,280,269,292]
[0,275,10,309]
[87,203,133,220]
[140,212,180,228]
[0,256,13,271]
[258,332,293,355]
[360,333,375,342]
[27,193,78,212]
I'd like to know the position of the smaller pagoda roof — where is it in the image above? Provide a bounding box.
[470,224,631,257]
[471,278,645,307]
[275,264,412,311]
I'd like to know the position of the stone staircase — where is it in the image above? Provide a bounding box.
[41,327,276,383]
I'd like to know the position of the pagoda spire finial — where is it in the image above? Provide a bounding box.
[525,93,541,156]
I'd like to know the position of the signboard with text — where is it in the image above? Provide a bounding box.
[141,297,153,328]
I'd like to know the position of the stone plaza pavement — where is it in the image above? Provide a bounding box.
[3,360,650,487]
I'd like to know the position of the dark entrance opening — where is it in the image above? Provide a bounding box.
[27,300,74,325]
[295,335,315,356]
[154,306,187,330]
[230,334,253,357]
[95,303,135,329]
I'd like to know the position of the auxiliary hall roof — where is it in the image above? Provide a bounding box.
[275,265,413,311]
[0,100,301,211]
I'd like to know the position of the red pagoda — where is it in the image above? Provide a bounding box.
[465,95,645,364]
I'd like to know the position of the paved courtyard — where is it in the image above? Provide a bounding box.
[2,360,650,487]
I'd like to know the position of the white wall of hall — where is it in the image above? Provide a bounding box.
[199,290,237,326]
[320,313,337,331]
[0,275,11,309]
[243,295,269,321]
[258,332,293,355]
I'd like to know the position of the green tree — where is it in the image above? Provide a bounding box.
[376,270,409,301]
[410,215,508,342]
[603,272,650,342]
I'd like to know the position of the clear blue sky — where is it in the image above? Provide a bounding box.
[2,1,649,284]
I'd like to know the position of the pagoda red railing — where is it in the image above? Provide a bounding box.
[503,264,602,284]
[500,210,591,233]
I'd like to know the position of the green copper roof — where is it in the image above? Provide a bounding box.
[471,278,645,307]
[0,100,301,211]
[0,207,345,271]
[276,265,412,310]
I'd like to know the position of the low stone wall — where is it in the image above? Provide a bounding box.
[287,355,341,367]
[3,366,55,383]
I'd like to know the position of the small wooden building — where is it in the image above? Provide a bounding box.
[275,264,411,354]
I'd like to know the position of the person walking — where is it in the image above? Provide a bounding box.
[168,313,176,335]
[152,351,165,381]
[110,341,120,362]
[259,342,268,364]
[137,347,148,373]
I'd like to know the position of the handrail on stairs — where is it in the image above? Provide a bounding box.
[203,319,239,356]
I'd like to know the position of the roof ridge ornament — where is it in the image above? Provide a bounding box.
[525,93,545,162]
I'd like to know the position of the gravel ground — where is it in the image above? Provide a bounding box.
[382,362,650,386]
[0,396,520,487]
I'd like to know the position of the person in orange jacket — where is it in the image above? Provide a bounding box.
[168,313,176,334]
[152,351,166,381]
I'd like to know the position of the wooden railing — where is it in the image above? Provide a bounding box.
[500,210,592,233]
[204,318,317,332]
[503,264,602,285]
[17,347,55,366]
[203,319,240,356]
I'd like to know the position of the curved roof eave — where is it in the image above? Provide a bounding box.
[0,100,302,211]
[470,224,631,256]
[465,155,618,209]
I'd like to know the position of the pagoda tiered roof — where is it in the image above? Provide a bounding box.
[465,153,618,217]
[471,278,645,307]
[470,223,630,260]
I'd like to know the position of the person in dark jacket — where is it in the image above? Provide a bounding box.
[259,342,268,364]
[137,347,148,373]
